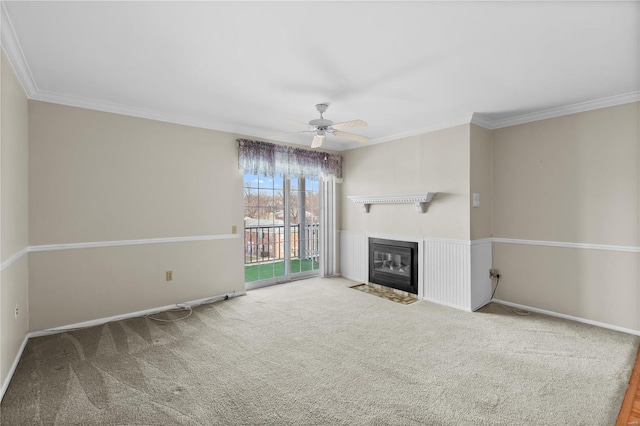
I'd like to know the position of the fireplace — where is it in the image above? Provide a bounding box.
[369,238,418,294]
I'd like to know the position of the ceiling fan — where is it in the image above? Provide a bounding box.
[276,104,369,148]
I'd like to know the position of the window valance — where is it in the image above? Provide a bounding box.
[237,139,343,180]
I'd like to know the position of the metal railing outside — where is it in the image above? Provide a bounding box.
[244,223,319,264]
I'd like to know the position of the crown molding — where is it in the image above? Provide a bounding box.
[33,88,283,138]
[28,88,640,148]
[343,114,475,151]
[474,91,640,130]
[1,1,636,149]
[30,89,345,151]
[339,91,640,146]
[470,113,495,129]
[0,2,37,97]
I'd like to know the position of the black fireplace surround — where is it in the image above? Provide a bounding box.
[368,238,418,295]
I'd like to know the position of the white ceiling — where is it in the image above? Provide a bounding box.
[2,1,639,150]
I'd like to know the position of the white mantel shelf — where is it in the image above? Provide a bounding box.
[347,192,437,213]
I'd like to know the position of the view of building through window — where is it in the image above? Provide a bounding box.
[243,172,320,283]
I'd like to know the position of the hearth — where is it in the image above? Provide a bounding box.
[369,238,418,294]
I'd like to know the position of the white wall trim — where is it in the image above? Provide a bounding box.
[31,89,283,142]
[27,88,348,151]
[343,115,474,151]
[28,290,246,338]
[470,113,495,129]
[0,334,29,402]
[472,91,640,130]
[29,234,242,253]
[494,299,640,337]
[2,235,242,270]
[492,237,640,253]
[0,2,37,97]
[470,238,492,246]
[422,297,470,312]
[0,247,28,272]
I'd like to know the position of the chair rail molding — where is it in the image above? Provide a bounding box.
[347,192,437,213]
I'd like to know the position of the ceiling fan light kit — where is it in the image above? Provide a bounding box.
[275,103,370,149]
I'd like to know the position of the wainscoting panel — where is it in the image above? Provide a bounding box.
[423,239,471,310]
[339,232,482,311]
[470,239,493,310]
[339,231,368,283]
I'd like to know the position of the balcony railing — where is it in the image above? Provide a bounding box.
[244,223,319,264]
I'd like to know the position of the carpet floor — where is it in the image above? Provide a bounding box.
[1,277,638,425]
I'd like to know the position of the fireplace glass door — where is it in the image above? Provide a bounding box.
[372,246,411,278]
[369,238,418,294]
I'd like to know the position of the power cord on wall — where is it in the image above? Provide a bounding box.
[145,291,236,323]
[490,274,501,301]
[145,305,193,322]
[491,274,531,317]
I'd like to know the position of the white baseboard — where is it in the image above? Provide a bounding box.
[29,290,246,338]
[0,290,245,402]
[493,299,640,336]
[0,334,29,402]
[421,297,471,312]
[472,298,492,312]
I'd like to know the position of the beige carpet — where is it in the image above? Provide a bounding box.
[1,277,638,425]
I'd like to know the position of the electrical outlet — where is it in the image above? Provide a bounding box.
[166,271,173,281]
[14,304,19,319]
[231,225,237,234]
[489,269,501,278]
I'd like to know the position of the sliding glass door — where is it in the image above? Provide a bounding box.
[243,172,319,289]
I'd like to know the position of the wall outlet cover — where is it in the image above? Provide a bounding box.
[472,192,480,207]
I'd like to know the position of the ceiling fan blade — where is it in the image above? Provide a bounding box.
[334,130,370,143]
[331,119,367,131]
[311,135,325,148]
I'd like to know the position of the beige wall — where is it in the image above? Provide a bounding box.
[341,104,639,331]
[29,101,245,330]
[341,124,471,240]
[29,239,242,330]
[1,52,29,387]
[29,102,244,244]
[470,124,492,240]
[492,103,640,330]
[493,243,638,330]
[1,58,29,257]
[493,103,639,246]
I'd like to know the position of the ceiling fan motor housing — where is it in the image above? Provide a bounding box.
[308,118,333,128]
[309,103,333,128]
